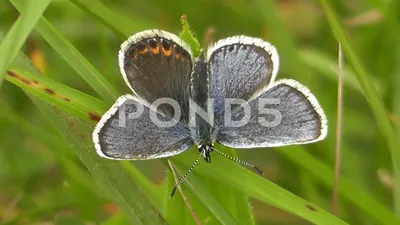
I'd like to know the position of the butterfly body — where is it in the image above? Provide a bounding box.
[189,54,214,149]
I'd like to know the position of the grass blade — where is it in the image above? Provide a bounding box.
[317,0,400,215]
[171,148,349,225]
[5,3,393,223]
[5,67,108,123]
[7,52,397,224]
[6,52,166,225]
[298,49,383,96]
[167,161,239,225]
[10,0,121,104]
[69,0,152,38]
[35,103,164,225]
[279,146,400,225]
[0,0,50,87]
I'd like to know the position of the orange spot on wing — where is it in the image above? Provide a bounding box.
[162,47,172,56]
[150,45,160,54]
[139,47,148,54]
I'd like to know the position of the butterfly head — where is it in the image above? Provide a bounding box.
[197,143,214,163]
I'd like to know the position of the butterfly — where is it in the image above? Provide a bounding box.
[92,30,327,196]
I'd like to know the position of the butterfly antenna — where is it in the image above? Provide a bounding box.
[213,148,264,175]
[170,151,203,198]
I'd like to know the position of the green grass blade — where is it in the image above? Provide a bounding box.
[69,0,152,38]
[10,0,120,104]
[166,161,239,225]
[34,95,165,225]
[6,53,166,225]
[4,67,108,123]
[0,0,50,87]
[171,149,349,225]
[299,49,383,96]
[385,0,400,217]
[0,101,104,197]
[4,66,164,214]
[317,0,400,215]
[164,170,202,225]
[120,161,164,210]
[7,2,393,224]
[7,53,397,224]
[279,146,400,225]
[201,148,256,225]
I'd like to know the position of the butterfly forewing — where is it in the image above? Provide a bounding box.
[207,36,279,125]
[119,30,193,123]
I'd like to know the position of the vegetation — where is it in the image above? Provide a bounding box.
[1,0,399,224]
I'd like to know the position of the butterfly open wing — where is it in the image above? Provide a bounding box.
[93,95,193,160]
[119,30,193,123]
[216,79,327,148]
[207,36,279,123]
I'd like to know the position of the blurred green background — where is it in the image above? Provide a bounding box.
[0,0,399,224]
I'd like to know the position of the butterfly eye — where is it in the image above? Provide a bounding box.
[228,45,235,52]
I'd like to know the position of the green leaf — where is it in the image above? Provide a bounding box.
[10,0,121,104]
[0,0,50,87]
[179,15,202,57]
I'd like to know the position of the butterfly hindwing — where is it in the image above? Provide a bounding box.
[216,79,327,148]
[93,95,193,160]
